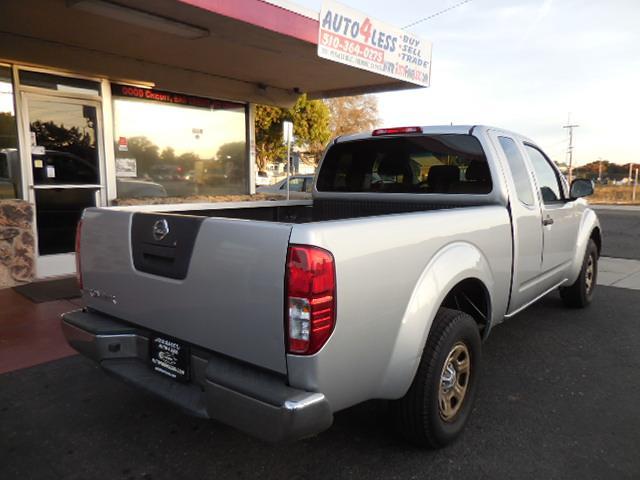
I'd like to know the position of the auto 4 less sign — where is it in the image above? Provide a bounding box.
[318,1,432,87]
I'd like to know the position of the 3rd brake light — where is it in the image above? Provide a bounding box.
[372,126,422,136]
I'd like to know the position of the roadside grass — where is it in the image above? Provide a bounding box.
[590,185,640,205]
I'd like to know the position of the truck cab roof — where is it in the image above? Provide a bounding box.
[334,125,535,145]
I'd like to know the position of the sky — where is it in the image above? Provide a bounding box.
[295,0,640,166]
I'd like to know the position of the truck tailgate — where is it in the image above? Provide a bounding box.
[79,208,292,374]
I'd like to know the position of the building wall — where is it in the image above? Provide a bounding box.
[0,200,35,287]
[0,61,255,281]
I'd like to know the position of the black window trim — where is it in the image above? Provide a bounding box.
[523,142,568,204]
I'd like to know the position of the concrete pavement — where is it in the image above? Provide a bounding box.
[598,256,640,290]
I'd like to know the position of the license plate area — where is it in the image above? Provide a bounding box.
[150,335,190,382]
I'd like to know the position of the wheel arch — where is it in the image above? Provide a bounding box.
[591,225,602,257]
[441,277,492,337]
[567,208,602,284]
[375,241,502,399]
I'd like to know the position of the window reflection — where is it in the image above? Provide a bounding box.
[0,66,21,199]
[112,89,247,199]
[28,100,99,185]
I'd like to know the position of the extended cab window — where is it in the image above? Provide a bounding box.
[316,134,491,194]
[524,145,563,203]
[498,136,535,206]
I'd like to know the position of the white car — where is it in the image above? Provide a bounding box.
[256,174,314,198]
[255,171,271,187]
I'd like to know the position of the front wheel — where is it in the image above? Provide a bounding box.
[391,308,481,448]
[559,239,598,308]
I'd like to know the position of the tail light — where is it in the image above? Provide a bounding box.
[372,126,422,136]
[75,219,83,289]
[286,245,336,355]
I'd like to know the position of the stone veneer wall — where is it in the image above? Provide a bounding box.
[0,200,35,288]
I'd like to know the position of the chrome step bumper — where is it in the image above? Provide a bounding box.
[62,309,333,442]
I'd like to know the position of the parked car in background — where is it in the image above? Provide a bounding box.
[64,125,600,448]
[31,150,167,199]
[115,177,167,199]
[256,174,314,198]
[255,170,270,187]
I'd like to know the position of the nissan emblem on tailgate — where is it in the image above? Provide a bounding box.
[152,218,170,241]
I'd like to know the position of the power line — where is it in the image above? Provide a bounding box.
[403,0,475,29]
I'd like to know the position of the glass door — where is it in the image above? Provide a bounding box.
[22,93,104,277]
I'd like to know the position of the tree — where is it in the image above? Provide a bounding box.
[177,152,200,172]
[160,146,176,164]
[573,160,633,182]
[126,136,159,177]
[255,105,286,172]
[290,94,331,162]
[216,141,246,182]
[324,95,380,138]
[30,120,94,161]
[254,94,331,170]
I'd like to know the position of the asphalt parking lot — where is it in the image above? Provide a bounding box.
[1,285,639,480]
[596,207,640,260]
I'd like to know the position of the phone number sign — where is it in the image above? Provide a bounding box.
[318,1,432,87]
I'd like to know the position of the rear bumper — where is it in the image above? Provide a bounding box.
[62,309,333,442]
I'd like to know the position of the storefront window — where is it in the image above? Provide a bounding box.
[112,85,247,200]
[0,66,21,199]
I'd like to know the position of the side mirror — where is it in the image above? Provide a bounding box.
[570,178,594,199]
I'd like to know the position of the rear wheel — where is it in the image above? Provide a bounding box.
[391,308,481,448]
[559,239,598,308]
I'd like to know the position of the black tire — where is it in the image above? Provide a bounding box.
[391,307,481,448]
[559,239,598,308]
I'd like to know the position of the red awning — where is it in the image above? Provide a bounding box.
[0,0,422,105]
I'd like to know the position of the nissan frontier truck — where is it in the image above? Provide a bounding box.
[62,125,600,448]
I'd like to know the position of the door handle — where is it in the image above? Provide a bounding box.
[542,216,554,226]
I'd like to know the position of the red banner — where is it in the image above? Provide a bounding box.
[111,84,244,110]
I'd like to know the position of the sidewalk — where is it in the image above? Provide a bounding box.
[592,204,640,211]
[597,256,640,290]
[0,287,78,374]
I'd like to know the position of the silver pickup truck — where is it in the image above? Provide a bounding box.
[63,125,601,448]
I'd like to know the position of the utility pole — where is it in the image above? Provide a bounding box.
[563,114,579,184]
[629,163,634,183]
[598,157,603,183]
[282,121,293,201]
[634,168,638,202]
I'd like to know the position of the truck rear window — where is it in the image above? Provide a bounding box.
[316,134,491,194]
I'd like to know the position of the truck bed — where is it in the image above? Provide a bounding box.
[114,198,474,223]
[80,197,501,376]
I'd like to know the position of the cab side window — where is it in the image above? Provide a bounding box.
[498,136,534,206]
[524,145,563,203]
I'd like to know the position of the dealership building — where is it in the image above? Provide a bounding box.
[0,0,427,283]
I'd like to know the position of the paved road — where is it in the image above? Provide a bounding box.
[594,206,640,260]
[1,286,639,480]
